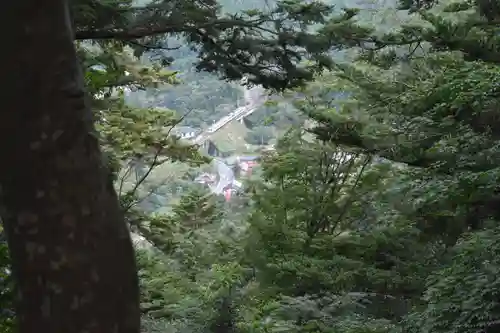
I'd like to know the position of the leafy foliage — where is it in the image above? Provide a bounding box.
[6,0,500,332]
[73,0,370,90]
[0,230,14,333]
[406,226,500,333]
[127,2,500,333]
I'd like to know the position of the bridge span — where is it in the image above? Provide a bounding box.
[188,84,265,194]
[131,81,266,199]
[192,86,265,145]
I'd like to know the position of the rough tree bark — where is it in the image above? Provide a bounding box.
[0,0,141,333]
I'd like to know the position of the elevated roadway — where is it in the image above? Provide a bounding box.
[132,81,266,198]
[192,86,265,145]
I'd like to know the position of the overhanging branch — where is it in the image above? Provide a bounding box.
[75,25,184,40]
[74,18,264,40]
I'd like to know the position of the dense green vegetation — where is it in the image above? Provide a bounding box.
[3,0,500,331]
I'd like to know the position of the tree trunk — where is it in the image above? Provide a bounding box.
[0,1,140,333]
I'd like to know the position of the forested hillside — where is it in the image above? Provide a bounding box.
[127,0,277,128]
[2,0,500,332]
[127,0,407,132]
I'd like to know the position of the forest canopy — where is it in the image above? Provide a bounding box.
[2,0,500,332]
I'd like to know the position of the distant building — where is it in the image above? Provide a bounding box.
[238,155,260,162]
[232,179,243,188]
[222,182,244,202]
[194,173,216,185]
[261,145,275,153]
[171,126,200,140]
[237,155,260,176]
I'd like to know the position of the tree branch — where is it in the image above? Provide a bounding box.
[120,109,194,212]
[125,40,181,51]
[74,19,263,40]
